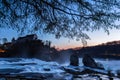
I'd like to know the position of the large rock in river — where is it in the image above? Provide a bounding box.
[70,54,79,66]
[82,54,104,70]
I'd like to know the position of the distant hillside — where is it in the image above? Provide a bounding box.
[75,40,120,59]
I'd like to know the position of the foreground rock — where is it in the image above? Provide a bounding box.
[63,66,119,80]
[63,66,107,75]
[82,54,104,70]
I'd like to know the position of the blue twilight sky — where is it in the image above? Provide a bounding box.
[0,28,120,49]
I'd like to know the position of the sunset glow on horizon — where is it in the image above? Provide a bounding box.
[0,28,120,50]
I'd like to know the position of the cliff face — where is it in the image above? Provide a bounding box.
[0,34,59,61]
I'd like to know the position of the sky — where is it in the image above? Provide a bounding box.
[1,1,120,50]
[0,28,120,50]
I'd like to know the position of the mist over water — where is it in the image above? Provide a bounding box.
[56,50,73,64]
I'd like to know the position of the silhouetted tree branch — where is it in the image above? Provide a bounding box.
[0,0,120,44]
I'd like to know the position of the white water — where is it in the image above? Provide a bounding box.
[0,58,119,80]
[0,58,120,73]
[0,58,64,73]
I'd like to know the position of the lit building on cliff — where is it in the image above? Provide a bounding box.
[0,49,5,53]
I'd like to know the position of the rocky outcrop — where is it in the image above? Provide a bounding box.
[63,66,107,75]
[70,54,79,66]
[82,54,104,70]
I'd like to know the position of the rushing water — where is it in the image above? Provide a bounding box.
[0,58,120,73]
[0,58,120,80]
